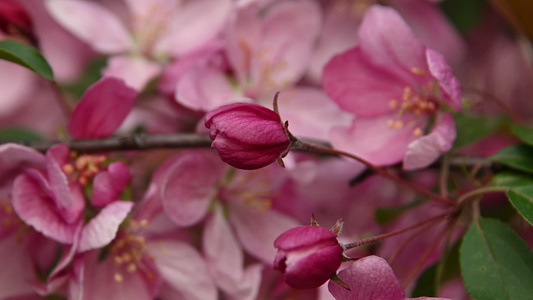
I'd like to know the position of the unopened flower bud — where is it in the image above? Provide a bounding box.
[273,225,344,289]
[204,103,291,170]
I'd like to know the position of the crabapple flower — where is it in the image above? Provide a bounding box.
[323,5,461,170]
[328,255,451,300]
[204,103,291,170]
[273,225,344,289]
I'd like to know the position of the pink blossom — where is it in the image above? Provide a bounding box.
[46,0,233,90]
[204,102,291,170]
[160,150,300,263]
[328,255,451,300]
[323,5,461,170]
[274,225,344,289]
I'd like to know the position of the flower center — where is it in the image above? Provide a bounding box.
[110,219,153,283]
[62,152,107,185]
[386,68,439,137]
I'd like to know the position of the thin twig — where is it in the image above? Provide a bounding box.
[292,140,457,206]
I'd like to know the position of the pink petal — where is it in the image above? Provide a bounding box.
[78,201,134,252]
[357,5,427,83]
[389,0,466,66]
[426,49,462,111]
[45,0,131,54]
[328,256,405,300]
[203,206,262,299]
[229,203,300,263]
[274,87,353,140]
[153,0,232,56]
[175,66,240,111]
[0,236,36,299]
[305,3,359,84]
[0,143,44,183]
[249,0,322,94]
[102,56,162,91]
[12,174,80,244]
[403,113,456,170]
[322,47,410,117]
[161,151,227,227]
[70,251,156,300]
[203,206,244,287]
[68,77,137,139]
[46,144,85,224]
[145,240,217,300]
[92,162,130,207]
[330,116,419,166]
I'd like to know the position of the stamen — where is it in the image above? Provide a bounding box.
[393,120,404,129]
[387,119,395,128]
[114,273,124,283]
[414,128,423,137]
[410,67,426,77]
[389,100,398,110]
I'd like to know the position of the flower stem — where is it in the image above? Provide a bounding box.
[342,212,450,250]
[292,140,456,206]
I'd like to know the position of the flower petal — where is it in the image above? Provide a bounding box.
[403,113,456,170]
[45,0,131,54]
[229,203,300,263]
[328,256,405,300]
[161,151,227,227]
[92,162,130,207]
[330,116,418,166]
[12,174,79,244]
[68,77,137,139]
[78,201,133,252]
[146,240,217,300]
[102,56,162,92]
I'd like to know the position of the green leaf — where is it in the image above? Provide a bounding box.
[492,172,533,188]
[460,218,533,300]
[440,0,486,33]
[0,40,54,81]
[507,186,533,225]
[512,125,533,146]
[0,127,42,141]
[452,114,506,150]
[491,145,533,174]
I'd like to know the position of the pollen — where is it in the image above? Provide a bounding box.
[414,127,423,137]
[114,273,124,283]
[393,120,404,129]
[389,100,398,110]
[410,67,426,77]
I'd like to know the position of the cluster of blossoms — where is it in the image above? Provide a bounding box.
[0,0,533,299]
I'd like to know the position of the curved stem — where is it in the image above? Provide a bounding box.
[457,186,509,205]
[343,212,450,250]
[292,140,456,206]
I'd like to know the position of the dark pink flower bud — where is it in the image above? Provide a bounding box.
[204,103,291,170]
[273,226,344,289]
[0,0,33,36]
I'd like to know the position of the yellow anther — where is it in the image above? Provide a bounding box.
[136,236,146,247]
[127,263,137,273]
[62,164,74,174]
[402,87,413,102]
[122,253,133,263]
[139,219,149,228]
[394,120,404,129]
[114,273,124,283]
[387,119,395,128]
[78,176,88,186]
[414,127,423,137]
[389,100,398,110]
[411,67,426,76]
[114,256,124,265]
